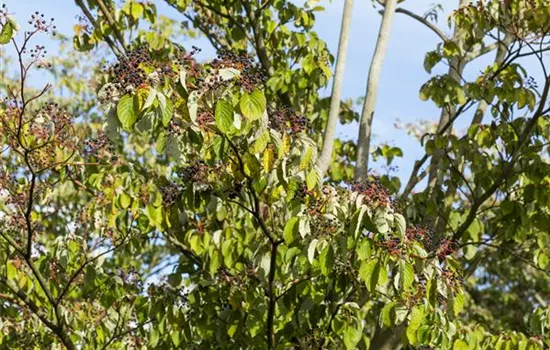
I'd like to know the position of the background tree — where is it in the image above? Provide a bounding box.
[1,0,550,349]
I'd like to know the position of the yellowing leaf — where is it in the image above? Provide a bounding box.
[252,130,270,154]
[263,147,275,172]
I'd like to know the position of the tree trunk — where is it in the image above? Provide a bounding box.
[354,0,399,182]
[317,0,354,177]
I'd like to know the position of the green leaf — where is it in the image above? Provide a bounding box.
[400,261,414,291]
[252,130,270,154]
[350,205,368,239]
[6,261,16,280]
[359,259,380,292]
[218,67,240,81]
[357,239,372,260]
[189,235,203,254]
[537,251,549,269]
[453,339,469,350]
[306,168,319,191]
[240,90,266,120]
[426,277,437,308]
[142,88,157,109]
[394,213,406,238]
[117,94,139,129]
[215,99,234,133]
[452,292,465,316]
[263,146,275,172]
[284,217,299,245]
[157,93,173,126]
[243,153,261,177]
[299,146,314,170]
[156,132,168,153]
[227,323,238,338]
[188,90,201,122]
[0,23,13,45]
[319,244,334,276]
[381,302,397,328]
[423,51,442,73]
[119,192,132,209]
[406,305,424,344]
[171,331,181,346]
[179,69,187,92]
[343,325,362,350]
[308,239,318,264]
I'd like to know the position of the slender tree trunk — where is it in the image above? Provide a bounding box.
[354,0,399,181]
[317,0,354,177]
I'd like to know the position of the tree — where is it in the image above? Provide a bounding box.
[355,0,399,182]
[317,0,354,178]
[1,0,550,349]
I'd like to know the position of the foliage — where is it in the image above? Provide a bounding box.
[0,0,550,349]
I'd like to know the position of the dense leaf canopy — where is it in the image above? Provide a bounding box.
[0,0,550,349]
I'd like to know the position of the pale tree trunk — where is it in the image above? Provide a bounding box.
[354,0,399,182]
[317,0,355,177]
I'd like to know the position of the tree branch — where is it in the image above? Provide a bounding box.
[0,277,75,350]
[393,7,447,41]
[452,75,550,241]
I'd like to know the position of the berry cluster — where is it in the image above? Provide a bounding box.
[310,215,341,238]
[377,235,403,256]
[268,106,308,135]
[117,267,143,290]
[196,72,232,92]
[178,160,221,185]
[27,102,75,170]
[160,182,183,207]
[25,11,56,35]
[524,75,538,90]
[168,120,184,136]
[214,266,258,291]
[436,238,459,260]
[405,225,434,248]
[176,45,201,75]
[441,268,464,289]
[84,133,114,159]
[227,181,243,199]
[212,49,267,92]
[293,183,314,200]
[32,102,73,140]
[196,110,214,128]
[98,83,119,105]
[351,179,393,208]
[109,46,152,89]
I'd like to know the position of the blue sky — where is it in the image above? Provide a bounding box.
[3,0,535,183]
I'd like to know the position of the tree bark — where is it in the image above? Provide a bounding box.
[354,0,399,181]
[316,0,354,177]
